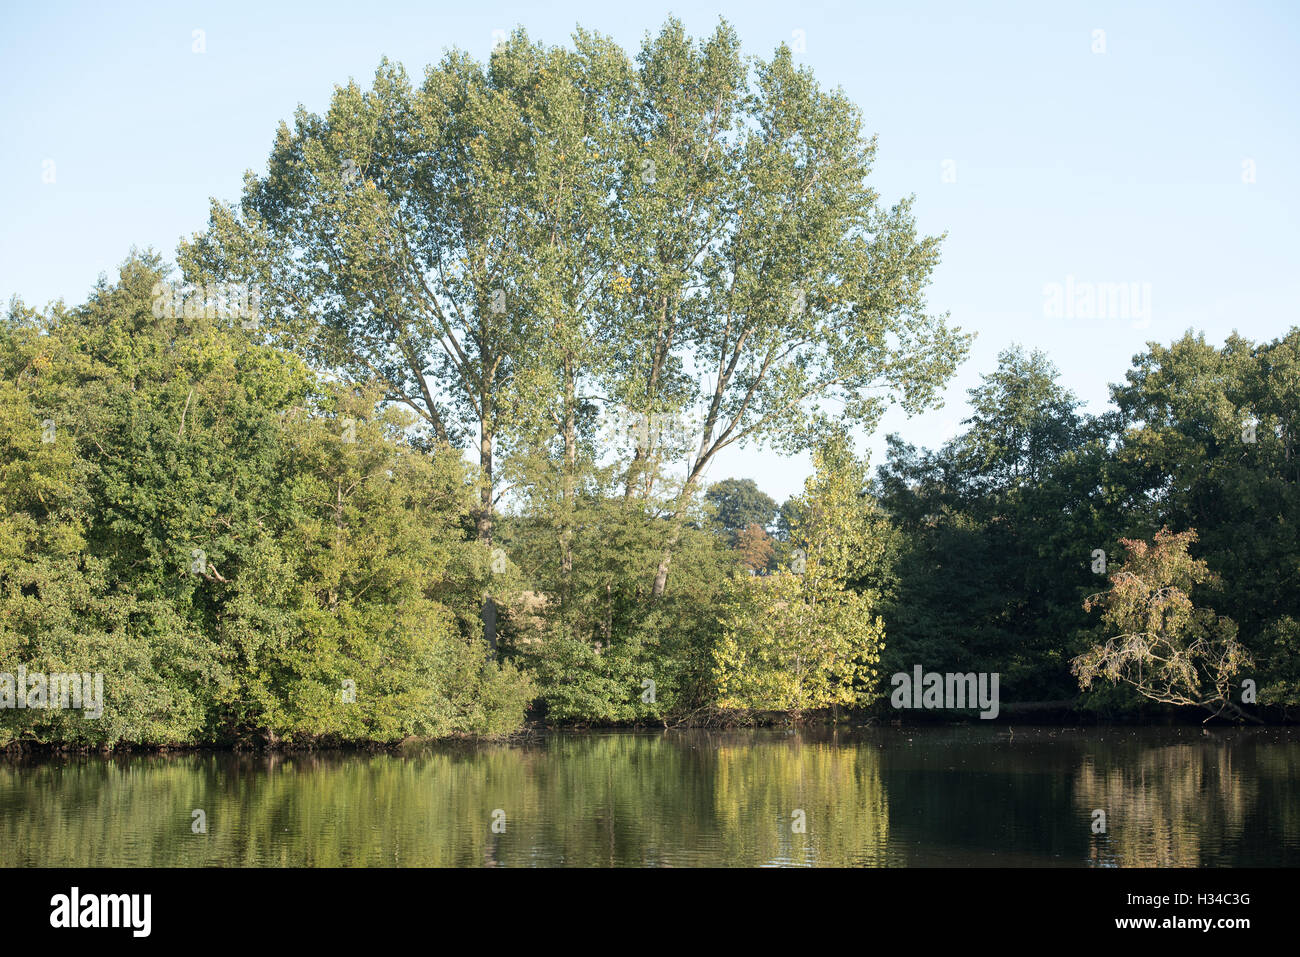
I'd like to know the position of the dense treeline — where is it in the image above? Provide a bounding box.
[2,257,534,746]
[3,20,1295,746]
[5,257,1295,745]
[877,338,1300,718]
[0,251,908,745]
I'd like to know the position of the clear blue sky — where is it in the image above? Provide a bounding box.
[3,1,1297,502]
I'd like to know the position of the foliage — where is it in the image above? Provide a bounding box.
[705,478,778,543]
[182,17,969,607]
[1071,529,1253,721]
[876,346,1114,701]
[1109,330,1300,704]
[8,20,1300,735]
[735,524,776,573]
[713,434,887,713]
[0,255,532,747]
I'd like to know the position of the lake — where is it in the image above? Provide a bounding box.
[3,726,1297,867]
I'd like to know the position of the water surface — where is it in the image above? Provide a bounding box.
[3,726,1296,866]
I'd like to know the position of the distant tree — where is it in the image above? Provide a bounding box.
[952,345,1086,493]
[774,496,805,542]
[705,478,777,542]
[735,523,775,573]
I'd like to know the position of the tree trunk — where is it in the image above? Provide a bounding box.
[650,474,702,598]
[1205,699,1264,725]
[652,553,672,598]
[560,368,575,602]
[479,425,497,652]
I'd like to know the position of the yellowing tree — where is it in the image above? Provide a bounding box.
[713,434,887,714]
[1071,528,1255,722]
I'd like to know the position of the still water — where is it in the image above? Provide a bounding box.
[2,727,1297,867]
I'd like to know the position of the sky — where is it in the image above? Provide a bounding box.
[2,0,1298,503]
